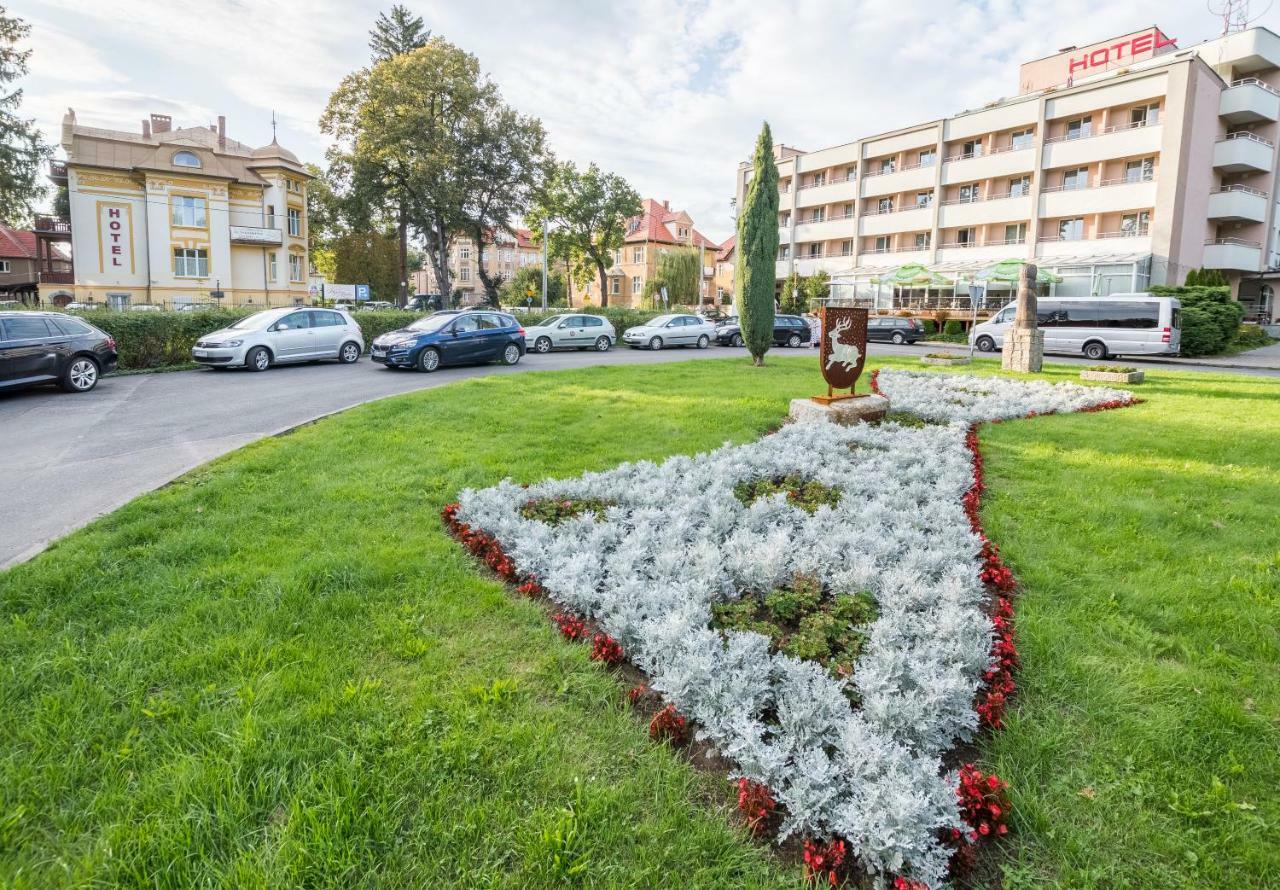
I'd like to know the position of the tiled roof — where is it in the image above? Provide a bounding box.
[716,234,736,261]
[624,198,717,250]
[0,225,36,259]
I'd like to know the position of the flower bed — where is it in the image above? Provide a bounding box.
[1080,366,1144,384]
[447,370,1136,886]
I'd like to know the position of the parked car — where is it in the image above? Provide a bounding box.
[191,307,364,371]
[524,313,615,353]
[129,303,162,312]
[0,311,118,393]
[714,314,810,347]
[969,294,1181,359]
[332,301,357,313]
[64,302,100,311]
[364,300,395,311]
[370,310,525,372]
[622,314,716,350]
[867,317,925,345]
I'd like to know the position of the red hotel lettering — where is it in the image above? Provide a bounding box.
[1068,29,1175,77]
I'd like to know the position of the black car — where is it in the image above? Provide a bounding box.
[715,314,811,347]
[867,317,924,345]
[0,311,118,394]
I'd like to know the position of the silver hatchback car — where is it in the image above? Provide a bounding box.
[192,307,365,371]
[524,313,616,353]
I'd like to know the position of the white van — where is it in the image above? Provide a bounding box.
[970,294,1181,360]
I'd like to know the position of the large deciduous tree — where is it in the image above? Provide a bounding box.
[736,122,779,366]
[369,5,430,61]
[0,6,48,225]
[332,230,400,303]
[527,162,640,308]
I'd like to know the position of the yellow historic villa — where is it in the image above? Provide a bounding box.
[50,110,311,309]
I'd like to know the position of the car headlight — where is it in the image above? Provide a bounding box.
[224,339,243,347]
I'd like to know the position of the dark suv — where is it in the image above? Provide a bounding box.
[715,314,811,347]
[0,312,118,394]
[867,317,924,345]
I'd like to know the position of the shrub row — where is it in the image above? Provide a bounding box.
[1150,285,1243,357]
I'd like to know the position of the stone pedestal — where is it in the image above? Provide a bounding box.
[1001,328,1044,373]
[789,394,890,426]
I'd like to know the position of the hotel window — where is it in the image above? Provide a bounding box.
[811,172,826,187]
[842,203,854,219]
[1003,223,1027,244]
[1130,104,1159,127]
[915,191,932,208]
[960,139,983,159]
[1011,129,1034,150]
[778,245,790,260]
[1058,217,1085,241]
[1125,158,1155,183]
[171,195,207,227]
[958,183,979,203]
[172,150,201,168]
[845,166,857,181]
[810,207,825,223]
[874,236,889,253]
[1008,175,1031,197]
[287,208,301,237]
[1065,117,1093,140]
[1062,168,1089,191]
[956,227,977,246]
[840,239,853,256]
[877,197,893,214]
[779,211,791,226]
[173,247,208,278]
[631,275,641,294]
[878,157,895,174]
[914,233,930,250]
[268,252,278,281]
[807,243,822,258]
[632,247,643,263]
[610,277,620,295]
[1120,211,1151,236]
[918,148,936,167]
[289,253,303,282]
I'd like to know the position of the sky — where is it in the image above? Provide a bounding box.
[11,0,1280,243]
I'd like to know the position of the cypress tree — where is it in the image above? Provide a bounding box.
[736,122,779,366]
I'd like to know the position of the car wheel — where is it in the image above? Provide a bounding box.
[417,347,441,372]
[697,334,710,349]
[246,346,271,372]
[730,333,743,347]
[891,331,905,345]
[975,335,995,353]
[1083,340,1108,361]
[61,356,99,393]
[594,336,611,352]
[649,336,664,350]
[501,343,521,365]
[787,333,802,348]
[338,341,361,364]
[534,336,552,354]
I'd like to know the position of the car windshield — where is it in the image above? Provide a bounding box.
[407,314,456,333]
[648,315,676,327]
[537,315,566,327]
[229,309,291,330]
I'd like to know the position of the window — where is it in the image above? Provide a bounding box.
[1008,175,1031,197]
[287,208,301,237]
[916,191,932,208]
[877,197,893,214]
[460,246,470,261]
[1003,223,1027,243]
[956,227,977,246]
[1125,158,1154,183]
[632,247,643,263]
[779,212,791,227]
[171,195,207,227]
[172,150,201,168]
[1058,218,1085,240]
[845,166,857,181]
[268,252,278,281]
[1011,129,1034,150]
[878,157,895,174]
[173,247,209,277]
[961,139,983,159]
[265,205,276,228]
[460,266,470,281]
[778,245,790,260]
[914,233,930,249]
[475,313,503,330]
[874,236,889,253]
[842,203,854,218]
[1065,117,1093,140]
[811,172,826,187]
[0,260,9,273]
[1037,300,1097,327]
[1094,299,1159,326]
[308,310,341,327]
[918,148,936,167]
[1120,211,1151,236]
[452,315,478,333]
[286,178,299,193]
[1062,168,1089,190]
[840,239,854,256]
[1,316,53,340]
[810,208,825,223]
[958,183,979,203]
[584,316,603,327]
[609,278,620,295]
[807,243,822,258]
[631,275,641,294]
[50,317,92,336]
[1130,104,1159,127]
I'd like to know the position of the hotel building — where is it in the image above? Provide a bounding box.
[741,25,1280,323]
[49,110,312,309]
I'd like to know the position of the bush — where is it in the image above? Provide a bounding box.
[942,319,964,336]
[1150,285,1242,357]
[918,319,937,335]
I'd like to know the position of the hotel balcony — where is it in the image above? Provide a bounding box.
[38,269,75,285]
[1041,120,1163,169]
[778,226,792,244]
[1206,185,1269,222]
[794,215,856,243]
[795,177,859,207]
[1213,132,1275,173]
[1035,231,1152,258]
[859,206,932,237]
[1038,177,1157,218]
[857,246,932,268]
[860,162,937,198]
[935,240,1027,264]
[1202,237,1263,271]
[47,160,68,184]
[1220,79,1280,125]
[938,146,1034,186]
[937,193,1033,228]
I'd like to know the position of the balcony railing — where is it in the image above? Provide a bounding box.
[48,160,68,181]
[1206,236,1262,247]
[33,215,71,235]
[942,143,1033,163]
[1042,117,1156,145]
[1213,184,1269,197]
[1218,131,1274,148]
[937,238,1026,249]
[1040,173,1154,193]
[38,270,74,284]
[797,173,856,190]
[1230,77,1280,95]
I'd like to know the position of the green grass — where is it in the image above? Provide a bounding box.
[1,356,1277,888]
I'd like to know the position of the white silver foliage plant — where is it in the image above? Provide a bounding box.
[455,372,1131,886]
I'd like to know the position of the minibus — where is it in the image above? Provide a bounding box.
[969,294,1180,359]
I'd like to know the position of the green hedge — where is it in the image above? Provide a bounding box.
[1150,285,1243,357]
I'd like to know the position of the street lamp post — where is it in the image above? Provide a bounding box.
[541,219,549,310]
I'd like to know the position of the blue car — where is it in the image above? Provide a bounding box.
[369,310,526,372]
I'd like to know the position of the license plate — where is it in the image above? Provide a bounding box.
[372,348,386,357]
[193,348,208,357]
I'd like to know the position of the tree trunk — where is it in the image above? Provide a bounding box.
[398,201,408,308]
[596,258,609,308]
[473,225,501,307]
[428,219,451,306]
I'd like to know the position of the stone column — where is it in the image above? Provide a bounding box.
[1001,263,1044,372]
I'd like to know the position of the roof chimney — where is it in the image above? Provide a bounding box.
[150,113,171,134]
[663,199,670,210]
[142,118,151,139]
[217,115,226,149]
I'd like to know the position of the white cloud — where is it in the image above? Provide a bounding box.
[23,17,126,85]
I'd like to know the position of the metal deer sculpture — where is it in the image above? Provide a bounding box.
[825,317,860,373]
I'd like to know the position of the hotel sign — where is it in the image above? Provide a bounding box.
[97,202,134,275]
[229,225,284,245]
[1019,27,1178,93]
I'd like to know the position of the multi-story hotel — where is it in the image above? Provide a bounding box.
[48,110,311,309]
[741,25,1280,323]
[570,198,722,309]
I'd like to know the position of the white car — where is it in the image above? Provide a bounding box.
[622,313,716,350]
[191,307,364,371]
[524,313,616,353]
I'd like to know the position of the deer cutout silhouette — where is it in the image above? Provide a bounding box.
[825,317,861,372]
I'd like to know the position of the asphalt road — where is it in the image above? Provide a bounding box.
[2,342,1275,569]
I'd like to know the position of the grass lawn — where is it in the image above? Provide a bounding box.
[0,356,1277,888]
